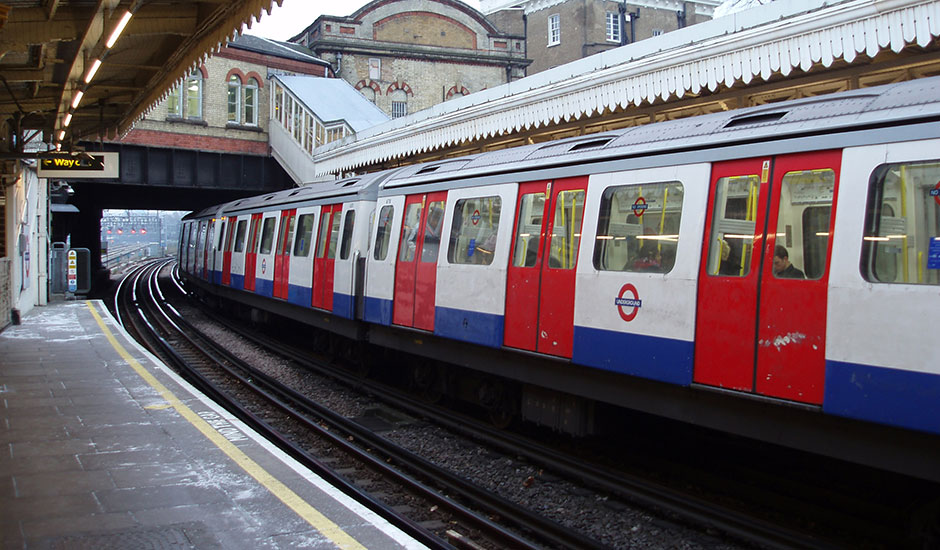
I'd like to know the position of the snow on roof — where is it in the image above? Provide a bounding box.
[274,75,390,132]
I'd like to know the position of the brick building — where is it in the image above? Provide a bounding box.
[483,0,720,75]
[121,35,332,156]
[290,0,529,118]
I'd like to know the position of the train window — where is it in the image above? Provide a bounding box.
[773,169,835,280]
[233,220,248,253]
[293,214,315,257]
[448,196,501,265]
[247,217,262,254]
[224,220,236,253]
[327,210,341,259]
[340,210,356,260]
[548,189,585,270]
[374,206,394,261]
[317,211,332,259]
[421,201,445,263]
[862,160,940,285]
[216,221,226,251]
[704,175,759,277]
[276,215,296,257]
[511,192,546,268]
[593,182,683,273]
[399,203,423,262]
[259,217,276,255]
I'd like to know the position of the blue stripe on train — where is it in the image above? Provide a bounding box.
[230,274,244,290]
[333,292,354,319]
[824,360,940,435]
[572,326,694,386]
[255,278,273,298]
[287,284,312,307]
[434,306,504,348]
[364,296,393,325]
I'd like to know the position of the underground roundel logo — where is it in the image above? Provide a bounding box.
[615,283,642,322]
[632,197,648,217]
[261,258,267,274]
[471,209,481,225]
[932,181,940,206]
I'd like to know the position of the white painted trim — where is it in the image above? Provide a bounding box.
[313,0,940,176]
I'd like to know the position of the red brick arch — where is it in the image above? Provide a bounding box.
[225,68,246,84]
[445,85,469,99]
[355,80,382,95]
[245,71,264,88]
[386,81,413,97]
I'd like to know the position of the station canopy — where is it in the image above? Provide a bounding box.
[0,0,281,155]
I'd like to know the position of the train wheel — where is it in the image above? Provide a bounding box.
[478,380,515,429]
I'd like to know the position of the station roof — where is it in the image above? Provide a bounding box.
[273,75,390,132]
[0,0,281,155]
[312,0,940,176]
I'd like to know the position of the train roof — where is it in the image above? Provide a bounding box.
[383,76,940,189]
[211,169,399,217]
[182,203,230,222]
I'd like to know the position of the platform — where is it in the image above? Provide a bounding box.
[0,300,426,549]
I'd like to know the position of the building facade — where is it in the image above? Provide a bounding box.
[119,35,332,156]
[483,0,719,75]
[291,0,529,118]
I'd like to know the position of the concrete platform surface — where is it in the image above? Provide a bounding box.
[0,300,427,549]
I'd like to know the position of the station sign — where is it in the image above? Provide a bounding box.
[38,152,119,179]
[67,249,77,292]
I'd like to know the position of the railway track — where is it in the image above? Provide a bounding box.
[114,260,939,549]
[115,260,605,550]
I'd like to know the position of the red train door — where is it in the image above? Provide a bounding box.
[313,204,341,310]
[244,213,262,292]
[504,177,587,358]
[695,151,841,404]
[273,209,295,300]
[504,181,551,351]
[393,192,446,330]
[222,216,236,286]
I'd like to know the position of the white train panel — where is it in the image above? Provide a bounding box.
[434,183,517,347]
[364,195,405,325]
[825,139,940,434]
[572,165,709,385]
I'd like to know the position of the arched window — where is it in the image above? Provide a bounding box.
[166,86,182,117]
[390,89,407,118]
[184,71,203,120]
[360,87,376,103]
[227,75,241,123]
[166,71,203,120]
[244,78,259,126]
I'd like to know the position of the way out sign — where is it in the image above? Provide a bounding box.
[38,152,119,179]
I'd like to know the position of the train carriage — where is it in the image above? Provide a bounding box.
[180,77,940,481]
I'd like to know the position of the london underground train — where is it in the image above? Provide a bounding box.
[180,77,940,480]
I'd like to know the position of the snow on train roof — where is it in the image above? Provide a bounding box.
[383,76,940,187]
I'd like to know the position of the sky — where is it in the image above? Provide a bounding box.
[245,0,483,41]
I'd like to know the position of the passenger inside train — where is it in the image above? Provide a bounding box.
[773,245,805,279]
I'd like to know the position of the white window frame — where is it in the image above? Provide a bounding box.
[548,14,561,46]
[227,75,241,123]
[369,58,381,80]
[184,72,203,120]
[243,78,259,126]
[606,12,621,43]
[166,86,182,117]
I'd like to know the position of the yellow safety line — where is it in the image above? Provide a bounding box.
[85,302,366,550]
